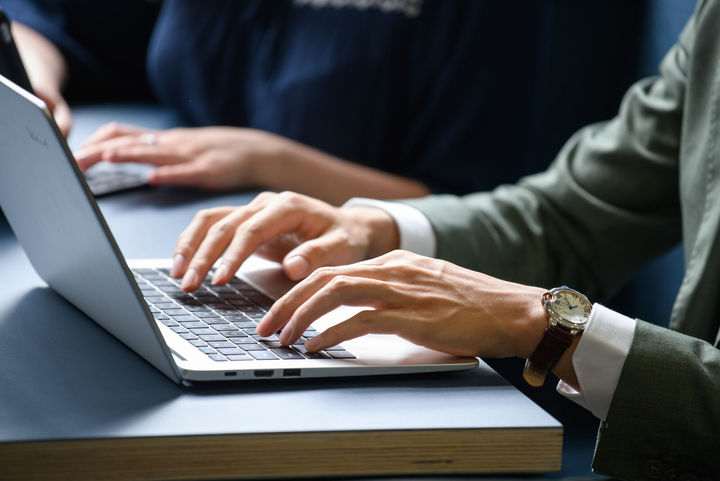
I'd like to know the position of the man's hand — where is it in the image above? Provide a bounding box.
[171,191,399,291]
[256,250,548,360]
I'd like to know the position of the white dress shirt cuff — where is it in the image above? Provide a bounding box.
[342,198,437,257]
[556,303,636,420]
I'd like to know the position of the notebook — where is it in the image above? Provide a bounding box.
[0,74,478,383]
[0,8,150,196]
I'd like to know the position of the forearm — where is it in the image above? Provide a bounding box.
[257,137,430,205]
[11,22,67,92]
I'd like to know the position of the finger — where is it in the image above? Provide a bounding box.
[52,98,73,138]
[257,267,396,340]
[75,134,154,170]
[207,194,321,286]
[304,309,406,352]
[281,230,358,281]
[103,144,185,166]
[81,122,149,147]
[181,193,276,290]
[171,206,237,279]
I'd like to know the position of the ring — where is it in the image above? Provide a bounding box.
[142,132,157,146]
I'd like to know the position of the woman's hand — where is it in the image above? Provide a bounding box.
[75,123,430,204]
[76,124,282,190]
[257,250,548,360]
[171,191,399,290]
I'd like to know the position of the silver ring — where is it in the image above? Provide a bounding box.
[142,132,157,146]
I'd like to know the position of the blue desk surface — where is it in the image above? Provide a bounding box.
[0,106,590,480]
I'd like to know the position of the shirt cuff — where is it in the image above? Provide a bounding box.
[342,197,437,257]
[556,303,636,420]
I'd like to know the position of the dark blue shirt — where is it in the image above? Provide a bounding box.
[4,1,640,195]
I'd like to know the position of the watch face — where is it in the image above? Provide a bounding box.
[550,289,591,327]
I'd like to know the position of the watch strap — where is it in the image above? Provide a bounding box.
[522,326,574,387]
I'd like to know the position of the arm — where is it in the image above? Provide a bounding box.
[11,21,71,135]
[75,125,430,205]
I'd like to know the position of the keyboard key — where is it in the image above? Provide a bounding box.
[217,348,245,355]
[208,354,227,362]
[271,348,305,360]
[249,351,278,360]
[180,322,206,329]
[221,330,246,338]
[190,328,217,336]
[227,354,251,361]
[326,351,356,359]
[199,334,225,342]
[208,341,236,349]
[189,339,207,347]
[230,337,258,345]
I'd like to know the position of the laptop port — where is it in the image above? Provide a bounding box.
[283,369,301,378]
[253,370,274,378]
[224,371,237,377]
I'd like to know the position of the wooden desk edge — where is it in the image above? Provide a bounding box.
[0,427,562,480]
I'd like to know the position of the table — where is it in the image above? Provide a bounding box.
[0,105,565,480]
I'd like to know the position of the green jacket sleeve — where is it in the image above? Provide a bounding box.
[405,0,720,478]
[402,9,691,301]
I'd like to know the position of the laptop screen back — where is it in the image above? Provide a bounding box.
[0,75,180,382]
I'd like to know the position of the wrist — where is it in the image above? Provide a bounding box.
[344,206,399,259]
[244,130,288,188]
[513,287,551,359]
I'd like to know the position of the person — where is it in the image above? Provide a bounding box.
[168,0,720,478]
[3,0,555,204]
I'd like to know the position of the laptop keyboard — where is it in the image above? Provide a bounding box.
[132,267,355,362]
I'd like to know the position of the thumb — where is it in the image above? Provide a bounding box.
[282,231,354,280]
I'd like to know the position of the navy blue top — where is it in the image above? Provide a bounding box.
[1,0,595,194]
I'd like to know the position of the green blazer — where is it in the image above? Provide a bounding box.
[405,0,720,478]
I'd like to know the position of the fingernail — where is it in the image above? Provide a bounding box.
[279,323,294,345]
[170,254,187,278]
[285,256,310,279]
[256,312,272,335]
[212,264,229,285]
[181,268,199,291]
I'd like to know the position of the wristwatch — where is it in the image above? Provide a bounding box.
[522,286,591,387]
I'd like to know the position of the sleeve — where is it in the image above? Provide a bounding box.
[593,320,720,478]
[557,304,636,420]
[400,6,690,302]
[407,2,720,478]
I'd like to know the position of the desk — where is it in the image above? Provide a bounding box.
[0,106,563,480]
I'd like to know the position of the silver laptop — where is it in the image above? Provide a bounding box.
[0,75,478,383]
[0,10,150,196]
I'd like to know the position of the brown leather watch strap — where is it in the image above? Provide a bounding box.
[522,326,574,387]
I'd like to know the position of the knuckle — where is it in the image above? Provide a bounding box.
[195,208,215,222]
[312,266,337,281]
[207,220,233,238]
[328,275,354,291]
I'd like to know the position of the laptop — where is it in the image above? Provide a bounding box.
[0,8,151,196]
[0,74,478,383]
